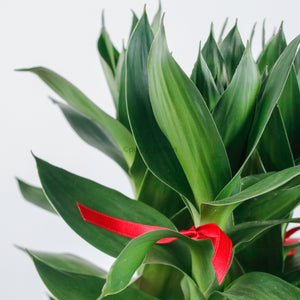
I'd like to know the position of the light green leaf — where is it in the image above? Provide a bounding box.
[258,106,294,171]
[219,22,245,81]
[213,43,260,172]
[148,22,231,206]
[53,100,128,172]
[18,67,136,167]
[34,155,176,257]
[201,164,300,228]
[151,0,162,34]
[217,272,300,299]
[101,230,215,298]
[126,12,193,201]
[191,43,220,110]
[217,18,229,45]
[17,179,56,214]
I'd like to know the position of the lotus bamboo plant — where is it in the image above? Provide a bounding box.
[17,3,300,300]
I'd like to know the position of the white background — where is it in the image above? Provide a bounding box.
[1,0,300,299]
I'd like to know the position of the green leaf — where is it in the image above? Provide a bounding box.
[181,276,206,300]
[213,43,260,172]
[101,230,215,298]
[202,25,228,92]
[258,106,294,171]
[241,149,266,176]
[18,67,136,167]
[277,67,300,158]
[98,13,120,106]
[17,178,56,214]
[201,164,300,228]
[217,18,228,45]
[284,247,300,286]
[126,12,193,201]
[151,0,162,34]
[137,170,184,219]
[217,272,300,299]
[257,24,287,73]
[129,11,139,37]
[148,22,231,206]
[23,249,157,300]
[34,155,176,257]
[219,22,245,81]
[191,43,220,110]
[134,264,184,300]
[249,22,257,48]
[53,100,128,172]
[216,34,300,201]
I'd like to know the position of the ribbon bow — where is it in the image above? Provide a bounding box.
[77,203,232,284]
[284,226,300,256]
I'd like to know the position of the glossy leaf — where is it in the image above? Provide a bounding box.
[18,67,136,167]
[241,149,266,176]
[23,249,157,300]
[219,22,245,81]
[191,43,220,110]
[218,272,300,299]
[258,106,294,171]
[126,13,193,200]
[148,23,231,206]
[34,155,176,257]
[277,67,300,158]
[17,179,56,214]
[216,34,300,200]
[257,24,287,73]
[201,164,300,228]
[284,247,300,286]
[202,25,228,91]
[53,100,128,172]
[181,276,206,300]
[98,14,120,106]
[101,230,215,298]
[213,43,260,172]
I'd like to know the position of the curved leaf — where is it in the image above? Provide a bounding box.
[151,0,162,34]
[148,23,231,206]
[18,67,136,167]
[218,272,300,299]
[17,179,56,214]
[213,43,260,172]
[34,155,176,257]
[53,100,128,172]
[126,13,193,200]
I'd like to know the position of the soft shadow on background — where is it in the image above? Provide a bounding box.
[1,0,300,298]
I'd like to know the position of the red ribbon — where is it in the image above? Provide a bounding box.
[77,203,232,284]
[284,226,300,256]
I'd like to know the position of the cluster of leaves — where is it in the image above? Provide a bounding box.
[17,3,300,300]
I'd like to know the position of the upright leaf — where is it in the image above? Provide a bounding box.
[151,0,162,34]
[213,43,260,172]
[219,22,245,81]
[258,106,294,171]
[34,155,176,257]
[257,24,287,73]
[126,13,193,200]
[19,67,136,167]
[148,23,232,206]
[202,25,228,91]
[191,43,220,110]
[53,100,128,172]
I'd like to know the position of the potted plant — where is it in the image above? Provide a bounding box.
[17,2,300,299]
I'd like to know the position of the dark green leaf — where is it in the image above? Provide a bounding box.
[219,22,245,81]
[17,179,56,214]
[241,149,266,176]
[218,272,300,299]
[191,43,220,110]
[284,247,300,286]
[126,13,193,200]
[18,67,136,167]
[148,22,231,206]
[257,24,287,73]
[53,100,128,172]
[34,155,176,257]
[181,276,206,300]
[258,106,294,171]
[213,43,260,172]
[129,11,139,37]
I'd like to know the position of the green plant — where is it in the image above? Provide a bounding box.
[17,3,300,299]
